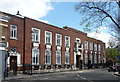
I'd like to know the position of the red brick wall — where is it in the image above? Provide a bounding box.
[8,16,106,70]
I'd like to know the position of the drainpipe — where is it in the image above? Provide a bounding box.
[23,17,26,74]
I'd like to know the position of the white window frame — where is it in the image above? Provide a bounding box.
[32,48,40,65]
[90,53,93,64]
[90,42,93,50]
[65,36,70,47]
[94,43,97,51]
[98,44,101,52]
[99,54,101,63]
[45,31,52,45]
[45,49,51,65]
[32,28,40,43]
[65,51,70,64]
[56,34,62,46]
[10,25,17,39]
[94,53,97,64]
[85,41,88,50]
[85,52,88,64]
[56,50,61,65]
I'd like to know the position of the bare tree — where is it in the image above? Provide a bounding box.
[75,1,120,38]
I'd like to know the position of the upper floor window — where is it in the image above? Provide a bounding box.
[98,44,101,52]
[65,36,70,47]
[94,43,97,51]
[85,41,88,50]
[45,31,52,44]
[56,34,62,46]
[103,46,105,51]
[32,48,40,65]
[32,28,40,43]
[10,25,17,39]
[90,42,93,50]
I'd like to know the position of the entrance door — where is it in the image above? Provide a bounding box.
[76,55,81,68]
[10,56,17,70]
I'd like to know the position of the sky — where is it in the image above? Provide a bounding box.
[0,0,113,48]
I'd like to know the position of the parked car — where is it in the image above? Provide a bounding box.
[108,66,117,72]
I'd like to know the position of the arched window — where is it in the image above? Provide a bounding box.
[32,48,40,65]
[99,54,101,63]
[45,49,51,64]
[85,52,88,64]
[94,53,97,64]
[65,51,70,64]
[56,51,61,64]
[90,53,93,64]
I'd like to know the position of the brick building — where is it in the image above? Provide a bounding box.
[0,11,106,73]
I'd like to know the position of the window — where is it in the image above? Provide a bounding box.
[56,34,62,46]
[32,28,40,43]
[65,51,70,64]
[103,46,105,51]
[10,25,17,39]
[98,44,101,52]
[85,52,88,64]
[90,53,93,64]
[94,43,97,51]
[45,31,52,44]
[65,36,70,47]
[85,41,88,50]
[99,55,101,63]
[94,53,97,64]
[90,42,93,50]
[45,49,51,64]
[56,51,61,64]
[32,48,40,65]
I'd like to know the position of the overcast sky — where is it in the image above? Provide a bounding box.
[0,0,113,48]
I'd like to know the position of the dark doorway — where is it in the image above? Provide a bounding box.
[10,56,17,70]
[76,55,81,68]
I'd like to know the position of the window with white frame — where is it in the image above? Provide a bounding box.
[98,44,101,52]
[99,54,101,63]
[85,41,88,50]
[56,34,62,46]
[90,53,93,64]
[32,28,40,43]
[103,46,105,51]
[94,43,97,51]
[85,52,88,64]
[10,25,17,39]
[94,53,97,64]
[56,50,61,64]
[45,31,52,44]
[90,42,93,50]
[45,49,51,64]
[65,51,70,64]
[65,36,70,47]
[32,48,40,65]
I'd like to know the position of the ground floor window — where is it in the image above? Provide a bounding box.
[56,50,61,64]
[90,53,93,64]
[65,51,70,64]
[85,52,88,64]
[32,48,40,65]
[99,54,101,63]
[94,53,97,64]
[45,49,51,64]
